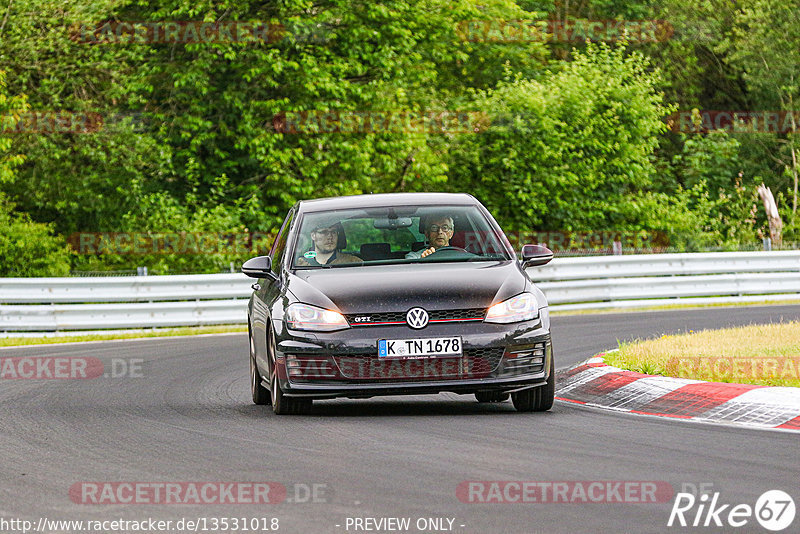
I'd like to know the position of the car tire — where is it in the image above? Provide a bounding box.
[512,353,555,412]
[475,392,510,403]
[250,325,270,405]
[268,327,312,415]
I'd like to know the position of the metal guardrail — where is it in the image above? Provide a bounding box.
[529,251,800,311]
[0,274,251,332]
[1,251,799,331]
[0,274,250,304]
[532,250,800,281]
[0,300,246,331]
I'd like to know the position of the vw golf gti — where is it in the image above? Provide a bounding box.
[243,193,555,414]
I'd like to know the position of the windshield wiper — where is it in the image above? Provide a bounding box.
[294,263,334,269]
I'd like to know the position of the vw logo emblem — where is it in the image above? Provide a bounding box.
[406,307,429,329]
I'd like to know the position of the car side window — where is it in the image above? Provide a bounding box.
[270,210,295,274]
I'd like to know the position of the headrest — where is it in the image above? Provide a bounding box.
[360,242,391,260]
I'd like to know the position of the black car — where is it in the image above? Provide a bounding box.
[243,193,555,414]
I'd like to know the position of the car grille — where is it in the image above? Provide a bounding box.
[333,347,503,381]
[346,308,485,326]
[286,348,504,383]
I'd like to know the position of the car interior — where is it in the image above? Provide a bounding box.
[294,210,505,264]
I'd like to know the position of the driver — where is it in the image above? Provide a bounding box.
[296,220,362,266]
[406,214,455,259]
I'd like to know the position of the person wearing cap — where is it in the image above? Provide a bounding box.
[405,214,455,259]
[296,221,362,266]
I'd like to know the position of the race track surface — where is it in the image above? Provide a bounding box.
[2,305,799,533]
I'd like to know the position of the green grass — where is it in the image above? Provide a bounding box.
[603,321,800,388]
[0,325,247,347]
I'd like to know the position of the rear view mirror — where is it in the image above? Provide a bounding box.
[520,244,553,268]
[373,217,413,230]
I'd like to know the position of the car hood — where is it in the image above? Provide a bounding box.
[288,261,526,313]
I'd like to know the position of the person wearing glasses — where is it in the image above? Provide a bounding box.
[405,215,455,259]
[296,221,362,266]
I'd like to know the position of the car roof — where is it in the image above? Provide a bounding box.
[296,192,478,213]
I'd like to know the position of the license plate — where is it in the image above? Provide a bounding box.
[378,337,462,358]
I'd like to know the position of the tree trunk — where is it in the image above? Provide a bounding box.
[757,184,783,246]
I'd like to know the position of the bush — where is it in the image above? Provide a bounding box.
[0,195,72,276]
[69,191,265,274]
[447,43,674,233]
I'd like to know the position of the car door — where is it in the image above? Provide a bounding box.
[252,208,295,372]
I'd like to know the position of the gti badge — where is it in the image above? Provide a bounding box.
[406,307,429,329]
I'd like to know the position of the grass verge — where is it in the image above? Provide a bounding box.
[603,321,800,388]
[0,325,247,348]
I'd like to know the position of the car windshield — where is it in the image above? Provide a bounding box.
[291,205,514,269]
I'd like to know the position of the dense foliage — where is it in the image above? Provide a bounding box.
[0,0,797,274]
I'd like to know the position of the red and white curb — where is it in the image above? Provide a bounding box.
[555,355,800,432]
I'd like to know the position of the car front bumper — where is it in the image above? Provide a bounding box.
[271,318,552,400]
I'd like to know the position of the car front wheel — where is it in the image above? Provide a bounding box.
[268,327,312,415]
[511,353,555,412]
[250,325,270,405]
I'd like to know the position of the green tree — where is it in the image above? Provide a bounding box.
[448,43,673,233]
[0,0,548,240]
[0,0,169,233]
[0,69,72,276]
[729,0,800,217]
[0,194,72,276]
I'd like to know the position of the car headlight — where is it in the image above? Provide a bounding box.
[484,293,539,324]
[286,303,350,332]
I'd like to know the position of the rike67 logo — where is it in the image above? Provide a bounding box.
[668,488,795,531]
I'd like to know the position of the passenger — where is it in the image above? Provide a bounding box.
[406,215,455,259]
[296,221,362,266]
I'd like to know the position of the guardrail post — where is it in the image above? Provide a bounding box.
[137,266,148,276]
[763,237,772,251]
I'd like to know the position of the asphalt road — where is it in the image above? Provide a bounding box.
[2,305,800,533]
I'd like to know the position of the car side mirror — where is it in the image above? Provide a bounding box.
[520,244,553,268]
[242,255,278,281]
